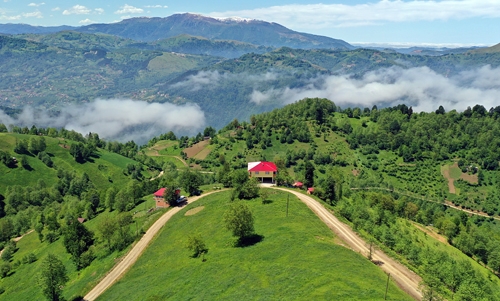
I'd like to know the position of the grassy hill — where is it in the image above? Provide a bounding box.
[143,98,500,299]
[0,132,143,194]
[98,190,413,300]
[0,194,169,300]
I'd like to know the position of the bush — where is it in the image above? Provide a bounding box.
[45,231,58,243]
[0,263,10,278]
[21,253,37,264]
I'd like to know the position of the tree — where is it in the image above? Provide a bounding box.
[38,254,68,301]
[62,218,94,269]
[186,233,207,258]
[163,184,179,207]
[322,171,341,206]
[179,170,202,196]
[98,218,117,250]
[304,160,315,188]
[223,202,254,242]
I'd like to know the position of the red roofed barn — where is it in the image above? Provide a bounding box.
[248,161,278,184]
[153,187,181,208]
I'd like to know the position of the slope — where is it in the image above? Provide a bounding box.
[97,190,413,300]
[77,13,353,49]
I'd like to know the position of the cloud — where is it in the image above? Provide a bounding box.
[28,2,45,7]
[145,5,168,9]
[52,7,60,11]
[171,71,227,91]
[115,4,144,14]
[95,8,104,14]
[63,5,91,15]
[0,14,21,21]
[23,11,43,18]
[171,70,279,92]
[210,0,500,29]
[249,65,500,113]
[79,18,94,24]
[0,99,206,144]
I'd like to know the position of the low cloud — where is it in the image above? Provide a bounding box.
[0,99,205,144]
[171,71,228,91]
[171,70,279,91]
[115,4,144,15]
[250,65,500,112]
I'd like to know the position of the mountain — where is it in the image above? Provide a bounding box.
[468,43,500,54]
[139,34,274,58]
[0,23,75,35]
[74,13,353,50]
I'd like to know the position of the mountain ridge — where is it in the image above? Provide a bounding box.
[0,13,353,50]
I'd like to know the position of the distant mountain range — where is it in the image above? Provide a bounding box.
[0,13,353,50]
[0,13,499,134]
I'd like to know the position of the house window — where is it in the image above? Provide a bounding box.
[265,171,269,174]
[255,171,259,174]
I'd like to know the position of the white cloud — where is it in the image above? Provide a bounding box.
[52,7,60,11]
[79,18,94,24]
[210,0,500,29]
[115,4,144,14]
[0,14,21,21]
[28,2,45,7]
[249,65,500,113]
[0,99,205,143]
[63,5,91,15]
[95,8,104,14]
[145,5,168,8]
[23,11,43,18]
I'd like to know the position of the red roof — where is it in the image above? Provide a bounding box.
[154,188,166,197]
[248,161,277,172]
[307,187,315,192]
[293,182,303,187]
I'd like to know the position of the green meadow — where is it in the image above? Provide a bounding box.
[98,190,413,301]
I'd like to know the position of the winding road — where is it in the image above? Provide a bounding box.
[84,188,422,301]
[83,191,223,301]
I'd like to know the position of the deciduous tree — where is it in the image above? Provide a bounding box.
[38,254,68,301]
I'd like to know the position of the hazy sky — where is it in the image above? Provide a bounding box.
[0,1,499,47]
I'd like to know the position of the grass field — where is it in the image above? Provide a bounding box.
[0,197,168,301]
[0,133,146,194]
[98,190,413,301]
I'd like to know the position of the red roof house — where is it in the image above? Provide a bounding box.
[248,161,278,184]
[307,187,315,194]
[293,182,303,188]
[153,187,180,208]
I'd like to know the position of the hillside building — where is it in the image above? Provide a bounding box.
[153,187,181,208]
[248,161,278,184]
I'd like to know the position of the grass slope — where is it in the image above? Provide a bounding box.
[0,133,145,194]
[98,190,413,301]
[0,198,168,301]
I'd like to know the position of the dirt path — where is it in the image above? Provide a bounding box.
[83,190,224,301]
[146,147,189,167]
[85,187,422,301]
[273,188,423,300]
[0,230,34,257]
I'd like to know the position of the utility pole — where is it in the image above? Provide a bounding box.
[384,273,390,300]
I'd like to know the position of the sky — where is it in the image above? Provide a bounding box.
[0,0,499,47]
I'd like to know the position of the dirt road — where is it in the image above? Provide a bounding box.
[85,188,422,300]
[273,188,423,300]
[83,191,222,301]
